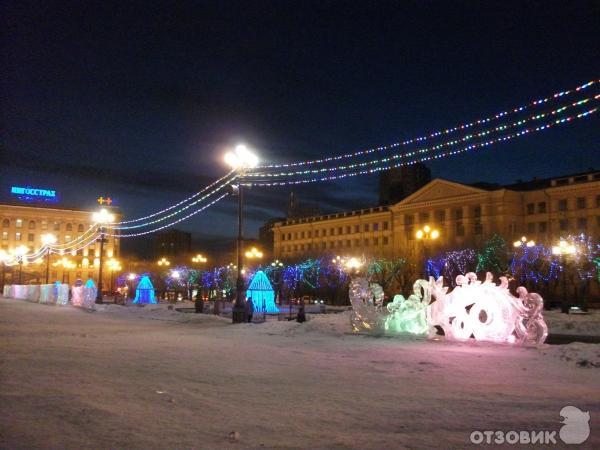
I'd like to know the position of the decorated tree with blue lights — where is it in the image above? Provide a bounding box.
[427,249,477,286]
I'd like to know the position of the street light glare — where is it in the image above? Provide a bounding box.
[92,208,115,224]
[224,143,259,170]
[41,233,57,246]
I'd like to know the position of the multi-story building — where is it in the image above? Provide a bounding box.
[0,203,121,286]
[154,229,192,259]
[273,170,600,263]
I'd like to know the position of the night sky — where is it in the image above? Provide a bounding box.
[1,1,599,256]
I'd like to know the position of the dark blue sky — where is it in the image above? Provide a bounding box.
[1,1,599,255]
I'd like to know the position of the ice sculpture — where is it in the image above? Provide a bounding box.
[82,279,97,308]
[247,270,279,313]
[56,283,69,306]
[133,275,157,304]
[349,277,384,333]
[428,272,548,345]
[384,280,430,335]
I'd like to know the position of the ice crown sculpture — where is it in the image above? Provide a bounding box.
[349,272,548,345]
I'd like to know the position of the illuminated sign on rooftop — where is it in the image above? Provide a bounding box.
[11,186,59,203]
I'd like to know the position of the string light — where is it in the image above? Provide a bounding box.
[258,79,597,169]
[247,96,597,180]
[105,193,228,238]
[112,170,237,225]
[248,107,598,187]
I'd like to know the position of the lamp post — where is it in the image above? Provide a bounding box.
[224,144,259,324]
[127,273,136,299]
[14,245,28,284]
[107,259,122,296]
[415,225,440,278]
[191,254,207,265]
[41,233,57,284]
[92,208,115,304]
[513,236,535,248]
[552,239,576,312]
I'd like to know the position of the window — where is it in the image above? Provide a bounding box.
[346,239,351,247]
[53,222,60,231]
[15,232,22,241]
[474,222,483,235]
[41,220,47,230]
[281,234,285,241]
[436,210,445,223]
[538,222,547,233]
[559,219,569,231]
[405,215,414,226]
[372,237,378,245]
[293,244,298,251]
[16,219,23,228]
[373,223,379,231]
[407,226,414,240]
[420,212,430,223]
[354,225,360,233]
[287,233,291,240]
[65,235,71,242]
[558,199,567,212]
[383,221,389,230]
[315,229,320,237]
[364,223,369,232]
[2,219,9,227]
[300,231,305,239]
[577,217,587,230]
[473,206,481,218]
[307,231,311,238]
[28,220,36,229]
[383,236,389,245]
[526,203,534,215]
[576,197,586,209]
[454,209,463,220]
[330,228,334,236]
[294,232,298,239]
[1,231,7,240]
[338,227,342,235]
[538,202,546,213]
[456,222,465,236]
[354,239,360,246]
[27,233,34,242]
[346,226,351,233]
[527,222,535,233]
[77,224,84,232]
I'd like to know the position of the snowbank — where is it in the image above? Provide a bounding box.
[539,342,600,368]
[545,309,600,336]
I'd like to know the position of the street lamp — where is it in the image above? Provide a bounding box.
[92,208,114,304]
[41,233,57,284]
[552,239,577,311]
[224,143,259,324]
[127,272,136,299]
[191,254,207,264]
[14,245,28,284]
[157,257,171,266]
[415,225,440,277]
[245,247,263,260]
[513,236,535,248]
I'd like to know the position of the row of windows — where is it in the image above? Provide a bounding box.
[1,218,88,232]
[282,236,390,252]
[525,217,599,233]
[527,196,600,214]
[0,243,114,259]
[405,207,481,225]
[0,232,97,243]
[281,221,389,241]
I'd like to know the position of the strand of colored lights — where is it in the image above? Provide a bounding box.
[107,177,234,230]
[47,224,99,249]
[247,95,596,179]
[2,233,101,266]
[248,107,598,187]
[258,79,597,169]
[106,193,229,238]
[111,170,237,225]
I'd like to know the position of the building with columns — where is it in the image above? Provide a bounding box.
[272,170,600,263]
[0,203,121,286]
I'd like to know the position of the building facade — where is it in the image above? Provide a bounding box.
[0,203,121,286]
[154,229,192,259]
[273,171,600,263]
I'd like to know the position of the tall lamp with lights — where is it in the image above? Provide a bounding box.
[92,208,115,304]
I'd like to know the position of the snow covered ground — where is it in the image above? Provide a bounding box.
[1,296,598,449]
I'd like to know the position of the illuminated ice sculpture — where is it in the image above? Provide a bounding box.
[348,272,547,345]
[247,270,279,314]
[133,275,157,304]
[427,272,548,345]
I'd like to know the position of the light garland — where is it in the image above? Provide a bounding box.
[247,96,596,179]
[112,170,237,225]
[258,79,597,169]
[248,107,599,187]
[106,193,228,237]
[108,177,234,230]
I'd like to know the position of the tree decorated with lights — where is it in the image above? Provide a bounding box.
[427,249,477,286]
[366,257,407,296]
[476,235,508,275]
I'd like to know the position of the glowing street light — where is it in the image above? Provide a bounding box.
[41,233,57,284]
[514,236,536,248]
[191,254,207,264]
[13,245,28,284]
[245,247,263,259]
[157,257,171,266]
[107,258,122,294]
[224,143,260,324]
[271,259,284,268]
[415,225,440,278]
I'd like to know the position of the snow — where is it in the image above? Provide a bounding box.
[544,309,600,336]
[1,296,599,449]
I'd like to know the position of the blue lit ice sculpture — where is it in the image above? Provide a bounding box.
[133,275,157,304]
[247,271,279,313]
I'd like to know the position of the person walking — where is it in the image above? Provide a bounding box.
[245,297,254,323]
[296,303,306,323]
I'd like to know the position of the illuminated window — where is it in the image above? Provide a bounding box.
[41,220,47,230]
[53,222,60,231]
[65,235,71,243]
[1,231,7,240]
[16,219,22,228]
[66,223,73,231]
[15,232,22,241]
